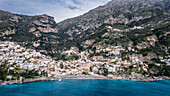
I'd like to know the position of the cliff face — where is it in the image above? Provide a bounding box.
[0,11,60,50]
[0,12,58,35]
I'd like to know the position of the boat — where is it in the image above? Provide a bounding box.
[58,79,62,82]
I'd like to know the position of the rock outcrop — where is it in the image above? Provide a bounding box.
[0,29,15,37]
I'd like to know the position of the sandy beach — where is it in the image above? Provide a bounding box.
[63,74,170,82]
[64,74,108,79]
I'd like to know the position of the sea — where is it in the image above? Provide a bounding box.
[0,79,170,96]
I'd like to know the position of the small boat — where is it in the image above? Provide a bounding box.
[58,79,62,82]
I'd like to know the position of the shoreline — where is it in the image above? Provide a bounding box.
[1,75,170,85]
[0,77,58,85]
[63,75,170,82]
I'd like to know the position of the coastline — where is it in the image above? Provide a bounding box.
[0,77,58,85]
[1,75,170,85]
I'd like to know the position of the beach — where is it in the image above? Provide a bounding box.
[64,74,169,82]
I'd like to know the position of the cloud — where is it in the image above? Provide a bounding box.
[0,0,111,22]
[67,5,81,10]
[63,0,82,10]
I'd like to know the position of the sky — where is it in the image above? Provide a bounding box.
[0,0,111,22]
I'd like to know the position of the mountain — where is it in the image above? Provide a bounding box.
[56,0,170,48]
[0,0,169,55]
[0,10,60,52]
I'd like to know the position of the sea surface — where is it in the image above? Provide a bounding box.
[0,79,170,96]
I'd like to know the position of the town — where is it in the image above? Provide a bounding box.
[0,31,169,83]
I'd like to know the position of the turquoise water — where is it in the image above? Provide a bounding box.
[0,79,170,96]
